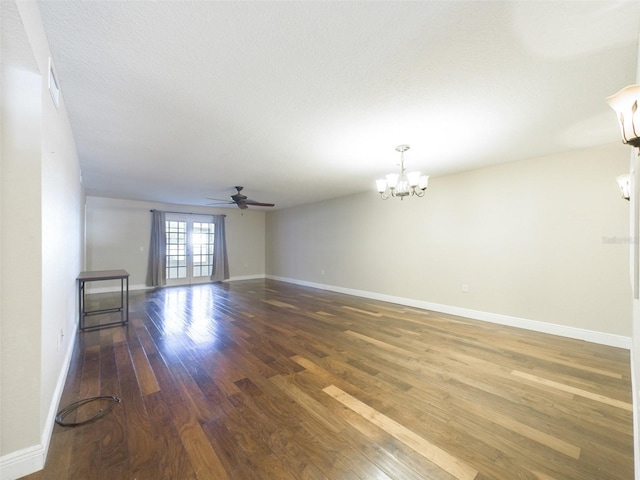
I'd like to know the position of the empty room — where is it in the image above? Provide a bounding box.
[2,1,640,479]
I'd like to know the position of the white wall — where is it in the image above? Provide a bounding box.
[1,1,43,464]
[266,143,632,345]
[629,147,640,480]
[85,196,266,288]
[626,28,640,480]
[0,2,84,479]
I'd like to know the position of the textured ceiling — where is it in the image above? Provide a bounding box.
[37,1,640,210]
[2,1,38,74]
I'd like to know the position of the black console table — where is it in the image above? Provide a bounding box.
[77,269,129,331]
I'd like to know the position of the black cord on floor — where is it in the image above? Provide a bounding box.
[55,395,122,427]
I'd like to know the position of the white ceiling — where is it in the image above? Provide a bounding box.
[37,1,640,210]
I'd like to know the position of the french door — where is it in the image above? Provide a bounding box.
[165,214,215,286]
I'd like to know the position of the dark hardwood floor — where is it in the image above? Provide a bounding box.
[22,279,633,479]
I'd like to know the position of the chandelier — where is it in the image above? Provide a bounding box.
[606,85,640,201]
[376,145,429,200]
[606,85,640,150]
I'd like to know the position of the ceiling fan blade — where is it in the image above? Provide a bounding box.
[214,186,274,208]
[244,200,275,207]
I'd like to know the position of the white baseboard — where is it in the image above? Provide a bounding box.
[631,301,640,480]
[227,274,266,282]
[267,275,632,350]
[0,325,78,480]
[631,344,639,480]
[0,444,44,480]
[87,275,632,349]
[86,283,153,295]
[85,275,267,294]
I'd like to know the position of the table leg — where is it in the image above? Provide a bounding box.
[78,281,84,331]
[125,276,129,324]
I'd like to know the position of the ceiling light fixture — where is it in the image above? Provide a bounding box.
[616,174,631,201]
[606,85,639,202]
[606,84,640,151]
[376,145,429,200]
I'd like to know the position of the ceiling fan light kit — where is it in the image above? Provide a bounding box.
[376,145,429,200]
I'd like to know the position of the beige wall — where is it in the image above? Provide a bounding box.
[1,1,84,477]
[266,143,632,341]
[85,196,267,288]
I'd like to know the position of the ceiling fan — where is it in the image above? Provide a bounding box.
[208,186,275,210]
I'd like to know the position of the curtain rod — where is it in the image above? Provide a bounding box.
[150,209,226,217]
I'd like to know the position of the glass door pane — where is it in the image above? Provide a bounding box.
[166,220,187,280]
[192,222,215,278]
[165,216,215,285]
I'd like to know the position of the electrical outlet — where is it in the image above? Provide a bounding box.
[462,284,469,293]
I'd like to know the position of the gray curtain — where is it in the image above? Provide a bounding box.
[210,214,229,282]
[146,210,167,287]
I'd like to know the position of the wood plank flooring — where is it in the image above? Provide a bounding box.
[22,279,633,479]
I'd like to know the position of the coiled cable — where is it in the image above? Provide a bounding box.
[55,395,122,427]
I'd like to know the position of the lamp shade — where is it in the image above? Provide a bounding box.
[606,85,640,148]
[407,171,421,187]
[616,174,631,200]
[386,173,399,190]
